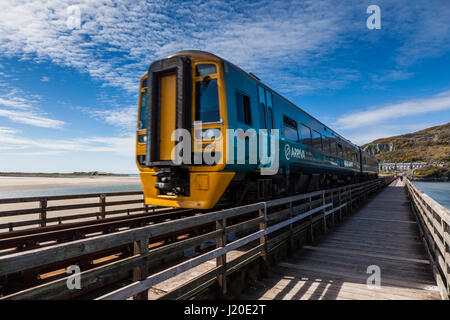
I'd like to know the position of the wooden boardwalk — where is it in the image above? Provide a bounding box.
[240,180,442,300]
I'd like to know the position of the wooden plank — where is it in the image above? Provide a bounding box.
[252,272,439,300]
[277,262,438,291]
[302,246,430,265]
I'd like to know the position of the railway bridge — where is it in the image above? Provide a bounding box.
[0,177,448,300]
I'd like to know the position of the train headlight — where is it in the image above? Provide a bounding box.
[199,129,221,140]
[138,134,147,143]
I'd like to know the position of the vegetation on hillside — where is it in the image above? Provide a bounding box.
[411,166,450,181]
[362,122,450,163]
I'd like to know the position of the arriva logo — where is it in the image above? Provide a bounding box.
[284,144,306,161]
[284,144,291,160]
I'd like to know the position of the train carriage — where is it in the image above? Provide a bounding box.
[136,50,378,209]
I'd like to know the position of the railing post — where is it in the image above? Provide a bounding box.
[39,199,47,227]
[338,187,343,221]
[132,237,149,300]
[330,190,335,227]
[99,194,106,219]
[288,201,294,253]
[322,191,327,233]
[259,205,268,276]
[442,218,449,296]
[349,186,353,213]
[308,197,314,243]
[216,217,227,296]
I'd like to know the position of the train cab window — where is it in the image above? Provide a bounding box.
[300,124,312,147]
[282,116,299,141]
[195,79,220,122]
[235,92,252,125]
[196,64,217,76]
[138,89,147,130]
[312,130,323,151]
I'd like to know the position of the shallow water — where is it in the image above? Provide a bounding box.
[412,181,450,209]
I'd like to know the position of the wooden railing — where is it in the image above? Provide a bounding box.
[0,179,386,300]
[0,191,150,232]
[405,178,450,299]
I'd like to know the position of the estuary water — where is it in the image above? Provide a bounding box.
[412,181,450,209]
[0,183,143,199]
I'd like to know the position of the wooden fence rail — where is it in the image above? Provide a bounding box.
[0,191,150,232]
[0,178,388,300]
[405,178,450,299]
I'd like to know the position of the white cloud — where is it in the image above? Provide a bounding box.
[0,87,65,128]
[85,106,137,131]
[0,0,359,95]
[336,90,450,130]
[0,108,65,128]
[40,76,50,82]
[0,126,134,157]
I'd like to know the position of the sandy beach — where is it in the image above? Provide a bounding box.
[0,175,145,233]
[0,176,141,191]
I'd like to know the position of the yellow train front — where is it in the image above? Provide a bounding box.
[136,50,379,210]
[136,51,235,209]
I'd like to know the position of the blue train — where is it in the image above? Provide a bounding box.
[136,50,378,209]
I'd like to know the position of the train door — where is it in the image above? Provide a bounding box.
[258,86,273,164]
[159,73,177,161]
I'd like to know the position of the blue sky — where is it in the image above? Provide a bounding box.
[0,0,449,173]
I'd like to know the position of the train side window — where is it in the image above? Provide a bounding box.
[282,116,298,142]
[195,79,220,122]
[300,124,312,147]
[138,89,147,129]
[268,107,274,129]
[260,103,267,128]
[196,64,217,76]
[312,130,323,151]
[331,139,337,155]
[323,136,331,154]
[235,92,252,125]
[337,142,343,158]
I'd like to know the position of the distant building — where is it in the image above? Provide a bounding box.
[379,161,444,172]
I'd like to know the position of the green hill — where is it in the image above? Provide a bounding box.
[361,122,450,163]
